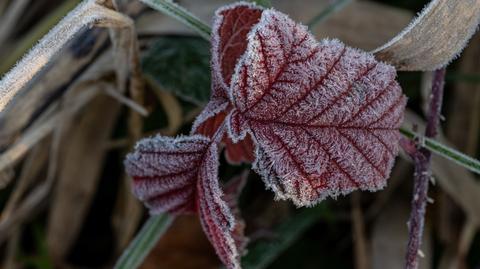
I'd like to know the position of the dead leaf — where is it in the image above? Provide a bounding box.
[46,91,121,262]
[373,0,480,71]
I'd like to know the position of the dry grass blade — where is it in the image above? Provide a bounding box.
[0,0,138,112]
[0,181,50,243]
[351,193,370,269]
[46,88,121,262]
[0,0,29,45]
[1,140,51,220]
[373,0,480,71]
[0,87,98,184]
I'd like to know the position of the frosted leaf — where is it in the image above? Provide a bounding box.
[124,135,210,214]
[193,2,263,131]
[196,143,243,269]
[223,171,249,254]
[191,2,262,167]
[372,0,480,71]
[125,132,243,269]
[227,9,407,206]
[195,107,255,164]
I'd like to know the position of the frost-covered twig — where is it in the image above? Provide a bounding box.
[404,68,446,269]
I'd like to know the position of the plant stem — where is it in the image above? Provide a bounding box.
[114,214,174,269]
[307,0,352,29]
[138,0,210,40]
[405,68,446,269]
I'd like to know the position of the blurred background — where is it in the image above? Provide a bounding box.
[0,0,479,268]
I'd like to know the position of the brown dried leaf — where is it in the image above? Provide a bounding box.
[373,0,480,71]
[46,92,121,261]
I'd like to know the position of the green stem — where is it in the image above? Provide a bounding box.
[307,0,352,29]
[114,214,174,269]
[400,127,480,174]
[139,0,211,40]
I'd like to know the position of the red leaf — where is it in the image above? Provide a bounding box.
[196,143,246,269]
[125,131,244,269]
[224,135,255,164]
[223,171,250,254]
[124,135,209,214]
[195,107,255,164]
[192,2,262,165]
[227,10,407,206]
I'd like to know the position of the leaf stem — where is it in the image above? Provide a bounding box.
[114,214,174,269]
[399,128,480,175]
[307,0,352,29]
[405,68,445,269]
[138,0,211,40]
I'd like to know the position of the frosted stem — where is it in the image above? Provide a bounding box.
[405,68,445,269]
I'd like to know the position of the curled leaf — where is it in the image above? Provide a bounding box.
[223,171,250,254]
[227,9,406,206]
[372,0,480,71]
[125,130,245,268]
[196,143,244,269]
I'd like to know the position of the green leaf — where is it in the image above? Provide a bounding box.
[139,0,211,40]
[114,215,174,269]
[241,205,329,269]
[400,127,480,174]
[142,36,211,105]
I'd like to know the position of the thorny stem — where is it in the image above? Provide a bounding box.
[405,68,446,269]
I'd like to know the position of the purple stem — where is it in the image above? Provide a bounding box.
[405,68,446,269]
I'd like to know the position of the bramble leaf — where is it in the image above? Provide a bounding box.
[196,142,240,269]
[125,131,245,269]
[125,135,209,214]
[192,2,262,164]
[195,108,255,164]
[227,9,407,206]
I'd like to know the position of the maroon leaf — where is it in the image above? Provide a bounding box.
[192,2,262,165]
[125,130,245,269]
[227,10,407,206]
[196,142,246,269]
[124,135,209,214]
[223,171,250,254]
[195,106,255,164]
[224,135,255,164]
